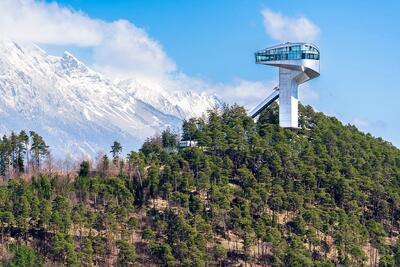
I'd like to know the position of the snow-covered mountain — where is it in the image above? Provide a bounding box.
[0,39,221,157]
[117,79,220,119]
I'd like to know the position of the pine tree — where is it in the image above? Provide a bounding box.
[8,244,43,267]
[29,131,49,170]
[162,127,178,148]
[19,130,29,173]
[116,239,137,266]
[80,237,94,266]
[0,135,12,178]
[111,141,122,165]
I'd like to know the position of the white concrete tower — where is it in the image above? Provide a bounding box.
[250,43,320,128]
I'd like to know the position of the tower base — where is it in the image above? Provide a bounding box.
[279,68,301,128]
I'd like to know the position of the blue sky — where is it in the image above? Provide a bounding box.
[3,0,400,147]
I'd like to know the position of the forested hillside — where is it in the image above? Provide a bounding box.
[0,104,400,266]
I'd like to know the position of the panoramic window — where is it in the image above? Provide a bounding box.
[255,44,319,62]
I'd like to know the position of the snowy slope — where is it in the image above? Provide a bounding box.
[118,79,221,119]
[0,40,220,157]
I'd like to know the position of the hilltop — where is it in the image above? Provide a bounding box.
[0,103,399,266]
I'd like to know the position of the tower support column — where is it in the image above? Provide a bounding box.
[278,67,301,128]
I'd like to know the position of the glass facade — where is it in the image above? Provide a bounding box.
[255,44,319,63]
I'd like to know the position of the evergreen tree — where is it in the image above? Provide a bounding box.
[29,131,49,170]
[19,130,30,173]
[0,104,398,266]
[8,244,43,267]
[161,127,179,148]
[116,239,137,266]
[111,141,122,165]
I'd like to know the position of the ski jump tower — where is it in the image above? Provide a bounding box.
[250,42,320,128]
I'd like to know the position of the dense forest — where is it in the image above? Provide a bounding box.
[0,103,399,266]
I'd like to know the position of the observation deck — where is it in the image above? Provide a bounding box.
[251,42,320,128]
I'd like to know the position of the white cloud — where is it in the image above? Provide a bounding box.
[257,8,320,108]
[216,79,278,108]
[0,0,103,46]
[0,1,319,109]
[161,74,280,109]
[0,0,175,84]
[261,8,320,42]
[92,20,176,83]
[0,0,278,106]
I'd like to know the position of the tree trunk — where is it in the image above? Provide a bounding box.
[1,227,3,257]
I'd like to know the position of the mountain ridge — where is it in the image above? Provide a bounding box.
[0,39,221,157]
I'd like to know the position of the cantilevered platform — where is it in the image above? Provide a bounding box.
[251,42,320,128]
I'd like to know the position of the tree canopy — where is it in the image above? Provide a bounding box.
[0,103,399,266]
